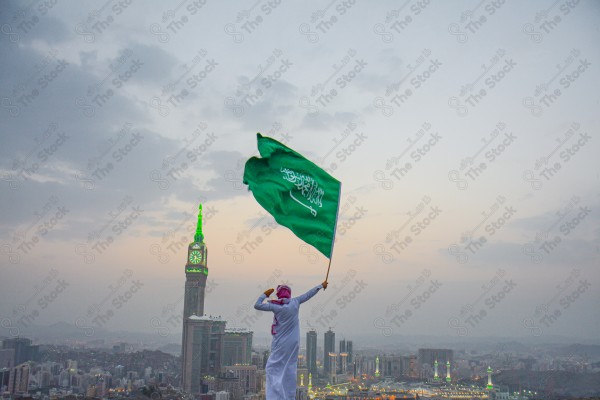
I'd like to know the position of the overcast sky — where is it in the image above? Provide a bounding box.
[0,0,599,345]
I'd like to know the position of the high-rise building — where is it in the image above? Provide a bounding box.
[223,328,253,366]
[306,330,317,378]
[182,316,226,393]
[323,329,335,374]
[8,363,29,394]
[381,355,403,379]
[181,204,224,394]
[417,348,453,370]
[339,339,349,374]
[0,349,14,369]
[216,369,242,399]
[0,368,11,392]
[346,340,353,363]
[2,338,38,365]
[221,364,258,395]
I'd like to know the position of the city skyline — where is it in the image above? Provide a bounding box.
[6,335,596,398]
[0,0,599,345]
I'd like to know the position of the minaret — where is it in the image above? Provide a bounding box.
[308,373,312,392]
[434,359,440,381]
[486,366,493,390]
[446,360,451,383]
[375,356,380,377]
[182,204,208,320]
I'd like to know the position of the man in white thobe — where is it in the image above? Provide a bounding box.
[255,282,327,399]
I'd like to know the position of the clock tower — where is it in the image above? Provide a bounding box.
[182,203,219,394]
[183,204,208,320]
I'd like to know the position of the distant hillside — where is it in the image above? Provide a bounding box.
[158,343,181,356]
[557,344,600,359]
[4,321,178,349]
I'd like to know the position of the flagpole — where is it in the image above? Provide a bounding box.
[325,183,342,286]
[325,258,333,283]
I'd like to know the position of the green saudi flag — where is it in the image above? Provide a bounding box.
[243,133,341,258]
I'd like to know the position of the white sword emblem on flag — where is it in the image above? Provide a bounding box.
[280,167,324,217]
[289,190,317,216]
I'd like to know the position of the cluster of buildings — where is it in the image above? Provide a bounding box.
[3,206,590,399]
[306,329,353,385]
[0,338,39,395]
[0,340,181,398]
[177,206,495,399]
[0,335,514,400]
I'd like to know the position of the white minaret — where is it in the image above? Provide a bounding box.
[446,360,451,382]
[487,366,493,390]
[434,359,440,381]
[375,356,380,377]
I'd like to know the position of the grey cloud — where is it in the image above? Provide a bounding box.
[202,150,249,201]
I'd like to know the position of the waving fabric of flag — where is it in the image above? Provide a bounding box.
[243,133,341,258]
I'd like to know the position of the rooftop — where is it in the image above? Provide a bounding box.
[188,314,225,322]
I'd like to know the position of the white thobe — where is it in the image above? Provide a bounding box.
[254,285,323,400]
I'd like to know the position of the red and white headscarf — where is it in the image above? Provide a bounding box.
[270,285,291,335]
[272,284,291,303]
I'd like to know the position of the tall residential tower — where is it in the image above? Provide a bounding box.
[324,329,335,375]
[306,330,317,378]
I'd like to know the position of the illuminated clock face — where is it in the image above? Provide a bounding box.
[189,250,203,264]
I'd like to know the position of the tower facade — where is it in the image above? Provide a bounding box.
[306,330,317,378]
[323,329,335,375]
[8,363,30,395]
[417,348,453,370]
[346,340,353,363]
[2,338,38,365]
[182,316,226,394]
[339,339,348,375]
[223,328,253,366]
